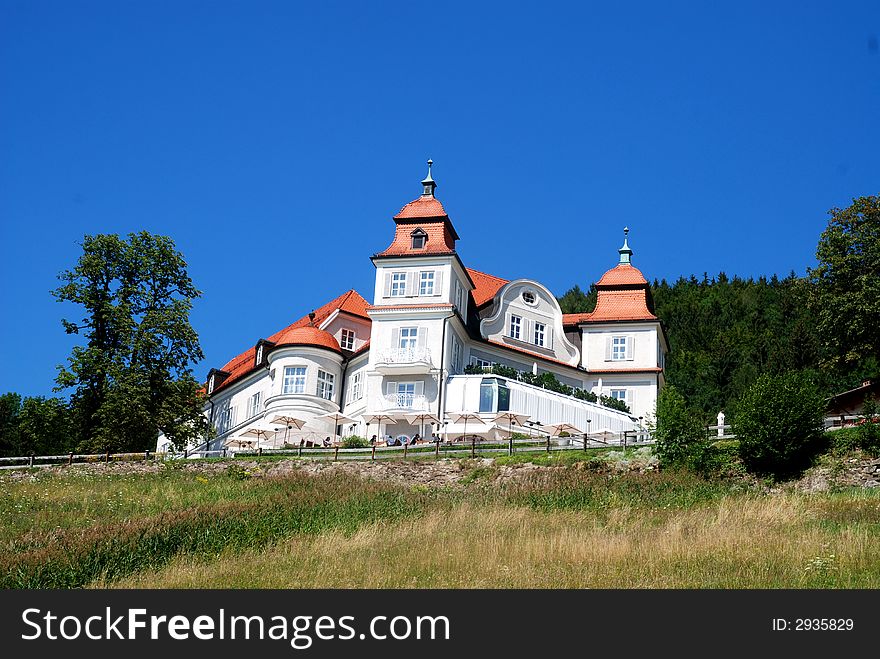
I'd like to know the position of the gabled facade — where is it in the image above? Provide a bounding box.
[157,163,667,452]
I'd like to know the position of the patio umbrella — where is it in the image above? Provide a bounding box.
[543,422,584,438]
[223,437,255,450]
[404,412,441,441]
[239,424,278,450]
[492,412,531,439]
[363,412,400,444]
[446,411,487,443]
[590,427,616,445]
[314,411,359,441]
[270,414,308,446]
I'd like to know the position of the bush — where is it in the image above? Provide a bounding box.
[733,371,826,478]
[652,384,705,467]
[830,400,880,456]
[340,435,370,449]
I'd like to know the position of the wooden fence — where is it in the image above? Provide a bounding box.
[0,432,655,469]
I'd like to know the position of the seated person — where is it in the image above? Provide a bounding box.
[410,434,420,445]
[322,437,331,447]
[385,435,394,446]
[370,435,377,446]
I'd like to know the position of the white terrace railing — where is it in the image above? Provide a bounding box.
[376,347,432,365]
[382,393,430,410]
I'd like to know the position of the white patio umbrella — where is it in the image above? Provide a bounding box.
[446,411,487,443]
[363,412,400,444]
[543,422,584,437]
[492,411,531,439]
[239,423,278,450]
[590,427,616,444]
[223,437,255,450]
[313,411,359,442]
[270,414,308,446]
[404,412,441,441]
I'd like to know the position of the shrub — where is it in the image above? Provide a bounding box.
[652,384,705,467]
[733,371,826,478]
[340,435,370,449]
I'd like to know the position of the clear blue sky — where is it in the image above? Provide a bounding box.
[1,1,878,398]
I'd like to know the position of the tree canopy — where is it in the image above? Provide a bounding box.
[53,232,211,452]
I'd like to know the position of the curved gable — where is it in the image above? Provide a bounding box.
[479,279,580,367]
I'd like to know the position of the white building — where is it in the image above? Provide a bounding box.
[158,163,667,452]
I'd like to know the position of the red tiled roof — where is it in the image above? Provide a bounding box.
[394,196,448,219]
[484,339,579,370]
[212,290,370,393]
[563,289,657,324]
[273,326,341,353]
[376,219,457,257]
[467,268,508,307]
[596,263,648,286]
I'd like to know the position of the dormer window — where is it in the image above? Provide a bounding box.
[522,290,536,305]
[207,375,215,395]
[255,344,263,366]
[411,228,427,249]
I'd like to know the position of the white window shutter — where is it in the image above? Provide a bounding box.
[523,318,532,344]
[414,381,424,396]
[433,270,443,296]
[386,381,398,396]
[405,272,417,297]
[626,335,634,360]
[391,327,400,348]
[605,336,612,361]
[546,327,553,350]
[505,312,512,337]
[383,273,392,297]
[418,326,428,347]
[626,389,634,409]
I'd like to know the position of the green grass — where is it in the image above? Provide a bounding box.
[4,458,880,589]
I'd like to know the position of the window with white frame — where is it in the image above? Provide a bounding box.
[255,344,263,365]
[612,336,628,360]
[282,366,306,394]
[397,382,416,407]
[455,280,464,313]
[509,315,522,340]
[451,335,462,373]
[207,375,215,395]
[390,272,407,297]
[419,271,435,296]
[220,405,235,431]
[340,328,355,350]
[610,389,627,401]
[399,327,418,350]
[317,370,335,400]
[534,322,546,347]
[247,392,261,418]
[349,371,363,402]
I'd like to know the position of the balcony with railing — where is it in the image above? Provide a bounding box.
[374,347,434,374]
[381,393,430,411]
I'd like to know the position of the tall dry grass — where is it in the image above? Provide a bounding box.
[107,492,880,589]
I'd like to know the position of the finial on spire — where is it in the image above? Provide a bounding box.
[421,158,436,197]
[619,227,633,264]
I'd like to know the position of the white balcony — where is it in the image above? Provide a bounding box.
[374,347,434,374]
[382,393,429,411]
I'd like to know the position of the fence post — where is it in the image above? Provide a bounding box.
[403,442,408,459]
[623,432,628,452]
[258,447,263,458]
[334,446,339,461]
[546,436,551,454]
[508,437,513,456]
[68,452,74,466]
[29,454,34,468]
[583,434,588,454]
[471,437,476,458]
[298,444,302,458]
[435,441,440,459]
[105,451,110,463]
[145,450,150,462]
[184,449,188,459]
[222,448,227,458]
[371,445,376,461]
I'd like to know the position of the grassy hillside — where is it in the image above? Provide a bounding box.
[3,456,880,589]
